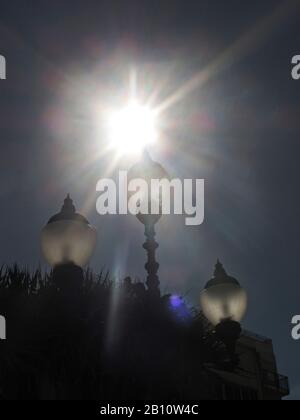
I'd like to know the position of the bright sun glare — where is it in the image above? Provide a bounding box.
[108,101,157,155]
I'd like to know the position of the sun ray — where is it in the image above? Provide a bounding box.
[156,0,299,115]
[79,152,122,216]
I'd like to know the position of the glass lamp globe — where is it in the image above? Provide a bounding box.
[200,260,247,327]
[41,195,97,268]
[128,150,169,225]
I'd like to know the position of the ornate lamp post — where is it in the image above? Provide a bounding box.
[41,195,97,291]
[129,151,168,298]
[200,260,247,365]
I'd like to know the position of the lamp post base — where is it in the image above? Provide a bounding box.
[53,263,84,294]
[215,320,242,369]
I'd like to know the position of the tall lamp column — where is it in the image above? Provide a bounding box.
[129,151,168,298]
[143,218,160,297]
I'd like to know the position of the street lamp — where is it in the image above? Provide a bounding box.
[41,195,97,290]
[200,260,247,363]
[128,150,168,298]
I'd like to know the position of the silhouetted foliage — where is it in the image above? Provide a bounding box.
[0,266,226,400]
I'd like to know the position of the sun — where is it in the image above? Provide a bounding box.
[107,101,157,155]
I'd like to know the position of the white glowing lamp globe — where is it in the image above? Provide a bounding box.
[200,261,247,327]
[41,195,97,268]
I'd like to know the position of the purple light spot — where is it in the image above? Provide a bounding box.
[170,295,182,308]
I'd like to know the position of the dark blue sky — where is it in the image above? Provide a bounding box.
[0,0,300,398]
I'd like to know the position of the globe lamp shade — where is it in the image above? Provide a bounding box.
[200,261,247,327]
[128,150,169,225]
[41,195,97,268]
